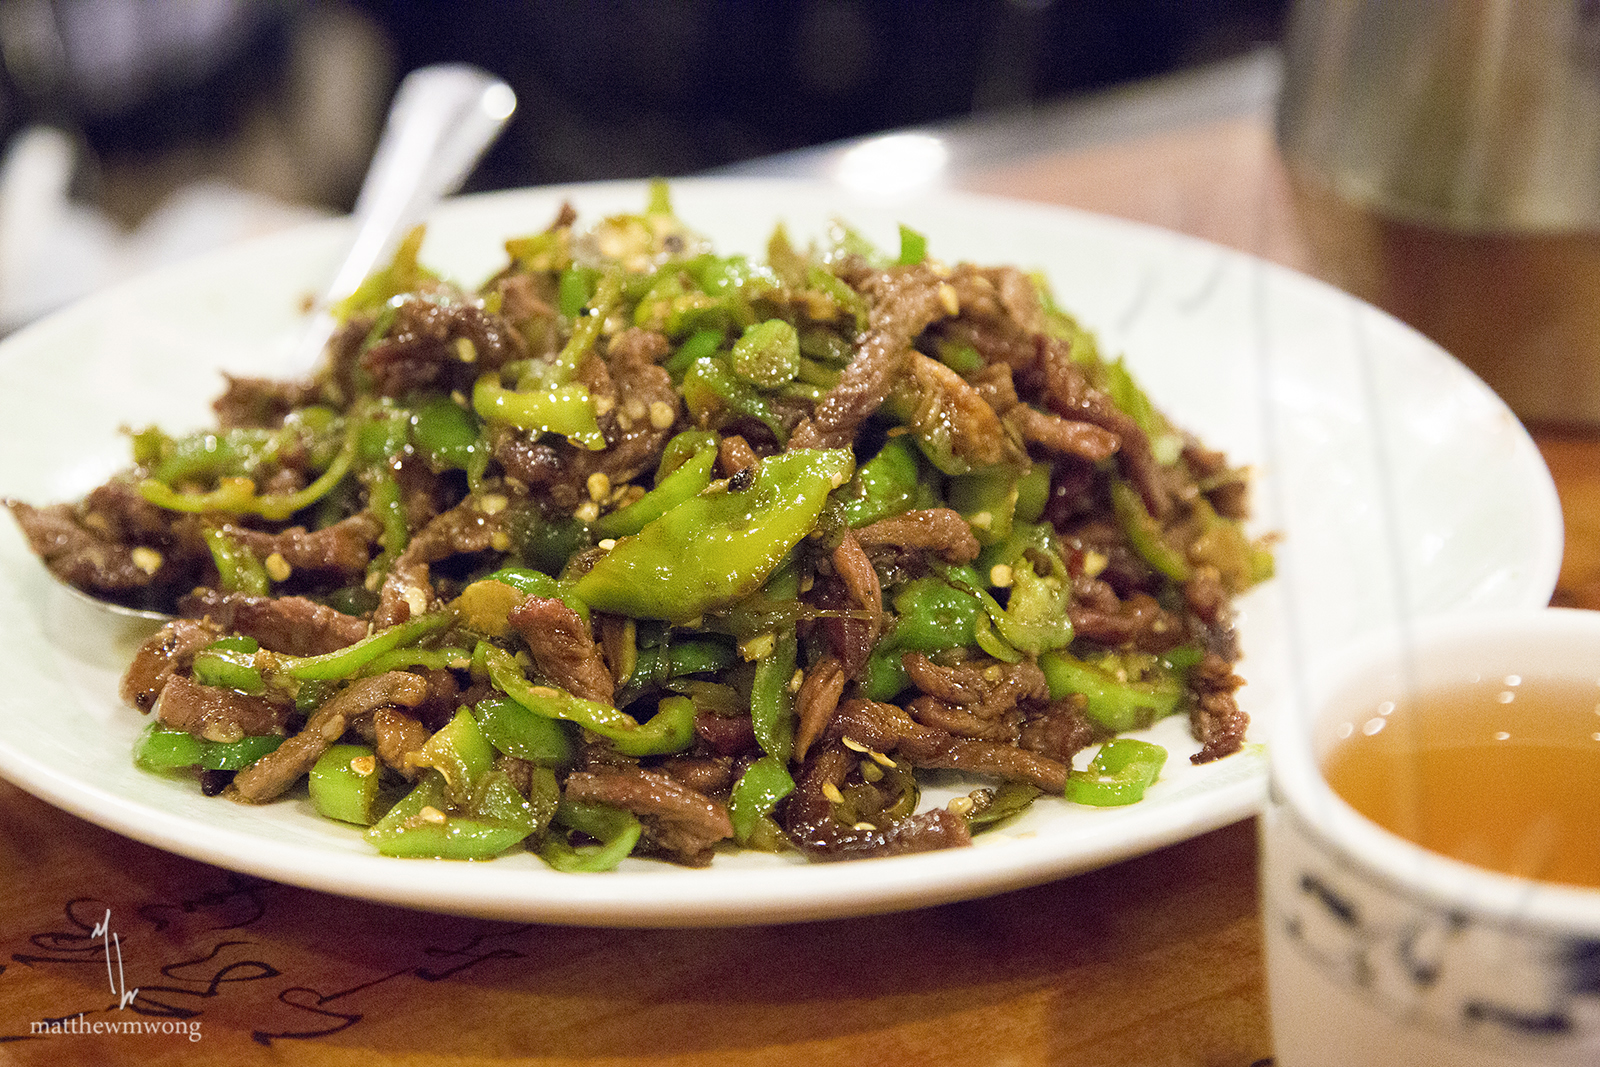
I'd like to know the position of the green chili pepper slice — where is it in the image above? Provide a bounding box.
[132,722,283,773]
[540,799,643,873]
[472,695,577,768]
[572,448,854,623]
[593,445,717,540]
[192,635,265,694]
[309,744,383,825]
[472,374,605,451]
[272,612,453,682]
[730,319,801,388]
[479,643,696,757]
[835,435,922,528]
[748,560,799,762]
[1064,739,1168,807]
[364,770,539,860]
[728,755,795,845]
[1038,650,1188,732]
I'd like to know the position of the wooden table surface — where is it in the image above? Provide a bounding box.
[3,79,1596,1067]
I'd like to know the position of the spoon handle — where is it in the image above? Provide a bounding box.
[296,63,516,370]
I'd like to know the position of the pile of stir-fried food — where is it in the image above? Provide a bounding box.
[9,186,1272,868]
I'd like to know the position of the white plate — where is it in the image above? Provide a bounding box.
[0,179,1562,927]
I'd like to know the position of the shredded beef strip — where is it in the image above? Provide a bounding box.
[693,711,757,756]
[901,654,1048,719]
[220,513,380,579]
[1190,652,1248,764]
[792,654,848,761]
[906,694,1021,744]
[562,767,732,866]
[153,674,293,740]
[507,595,613,705]
[122,618,224,712]
[374,496,509,626]
[212,374,321,429]
[1018,697,1097,764]
[364,706,431,778]
[783,741,971,860]
[1006,404,1121,462]
[855,508,981,564]
[177,591,370,656]
[1033,335,1171,519]
[360,297,527,398]
[789,262,950,451]
[232,672,429,803]
[7,488,206,596]
[828,698,1069,793]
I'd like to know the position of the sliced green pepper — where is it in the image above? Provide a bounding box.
[273,612,453,682]
[133,722,283,773]
[539,799,643,873]
[479,643,695,757]
[192,635,265,694]
[748,560,799,762]
[413,706,497,807]
[593,445,717,539]
[835,435,922,528]
[1065,739,1168,807]
[309,743,382,825]
[472,695,577,768]
[730,319,801,388]
[472,374,605,451]
[680,355,788,444]
[728,756,795,845]
[1111,479,1190,582]
[364,769,539,860]
[572,448,854,624]
[1039,649,1188,732]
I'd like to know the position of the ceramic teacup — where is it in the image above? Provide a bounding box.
[1260,608,1600,1067]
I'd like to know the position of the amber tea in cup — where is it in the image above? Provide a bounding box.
[1261,610,1600,1067]
[1322,676,1600,890]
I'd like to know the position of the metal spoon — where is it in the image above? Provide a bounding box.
[43,63,517,622]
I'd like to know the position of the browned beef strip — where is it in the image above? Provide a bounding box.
[366,706,431,777]
[906,694,1021,743]
[693,711,757,756]
[212,375,320,429]
[121,618,225,712]
[855,507,982,564]
[828,699,1069,792]
[360,297,527,397]
[562,767,732,866]
[1007,404,1122,462]
[1190,652,1247,764]
[153,674,293,740]
[789,263,950,451]
[831,530,883,646]
[232,672,429,802]
[901,653,1048,718]
[1033,335,1170,519]
[1018,697,1097,764]
[783,741,971,860]
[220,512,379,579]
[177,591,370,655]
[7,480,210,597]
[792,654,847,761]
[507,595,613,704]
[658,754,736,796]
[374,496,508,627]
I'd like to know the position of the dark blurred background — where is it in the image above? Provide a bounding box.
[0,0,1288,226]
